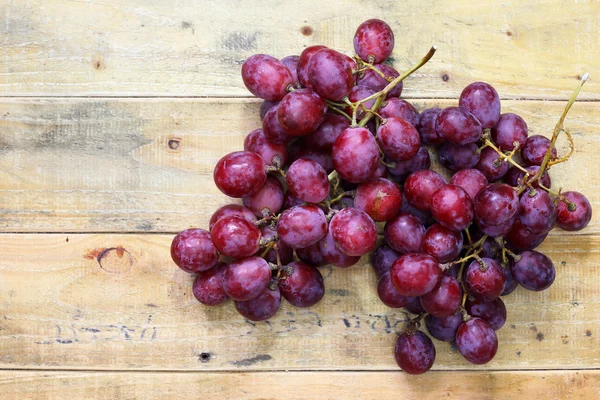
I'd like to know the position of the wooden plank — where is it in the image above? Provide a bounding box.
[0,234,598,371]
[0,0,598,99]
[0,98,598,233]
[1,370,599,400]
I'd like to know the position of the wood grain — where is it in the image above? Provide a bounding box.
[0,98,598,233]
[1,370,599,400]
[0,233,598,371]
[0,0,598,98]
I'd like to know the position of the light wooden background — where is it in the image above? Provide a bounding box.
[0,0,599,399]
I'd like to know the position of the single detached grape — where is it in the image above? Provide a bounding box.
[296,242,326,267]
[332,127,379,183]
[357,63,402,97]
[556,191,592,231]
[425,312,462,342]
[307,48,355,100]
[417,107,443,147]
[354,18,394,63]
[192,262,229,306]
[278,261,325,307]
[439,142,481,171]
[262,106,292,145]
[277,205,328,248]
[305,112,351,151]
[388,146,431,182]
[330,207,377,256]
[259,225,293,265]
[371,245,400,278]
[214,151,266,198]
[378,117,421,162]
[465,297,507,331]
[391,253,442,296]
[511,250,556,291]
[420,274,462,317]
[244,128,288,166]
[281,55,299,83]
[475,183,519,226]
[297,45,327,88]
[235,286,281,321]
[211,215,261,259]
[241,54,294,100]
[394,330,436,375]
[277,88,327,136]
[171,228,218,273]
[450,169,488,201]
[521,135,557,166]
[421,223,463,263]
[455,318,498,365]
[384,213,426,254]
[319,229,361,268]
[491,113,528,151]
[465,258,506,302]
[222,256,272,301]
[504,165,551,189]
[354,178,402,222]
[435,107,482,145]
[379,98,420,127]
[475,147,508,182]
[431,184,474,231]
[209,204,257,231]
[242,176,284,217]
[377,272,410,308]
[286,158,330,203]
[518,189,557,234]
[404,170,447,212]
[459,81,501,129]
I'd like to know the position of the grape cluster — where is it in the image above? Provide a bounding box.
[170,19,592,374]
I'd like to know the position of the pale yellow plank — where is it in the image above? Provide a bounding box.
[1,370,599,400]
[0,98,598,233]
[0,234,598,370]
[0,0,598,98]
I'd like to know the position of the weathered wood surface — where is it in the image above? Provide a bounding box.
[0,98,597,233]
[1,370,599,400]
[0,0,598,99]
[0,234,597,371]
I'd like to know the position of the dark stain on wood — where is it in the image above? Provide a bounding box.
[300,26,313,36]
[328,288,350,297]
[537,332,545,341]
[222,32,258,51]
[586,330,592,336]
[84,246,134,272]
[231,354,272,367]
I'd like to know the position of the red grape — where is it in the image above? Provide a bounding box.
[286,158,330,203]
[417,107,443,147]
[522,135,557,166]
[283,192,304,210]
[241,54,294,100]
[353,19,394,63]
[277,205,327,248]
[556,191,592,231]
[209,204,257,231]
[394,331,436,375]
[222,256,272,301]
[242,176,284,217]
[404,170,447,211]
[277,88,327,136]
[502,261,519,296]
[377,272,410,308]
[278,261,325,307]
[281,55,299,83]
[465,297,507,331]
[518,189,557,234]
[450,169,488,201]
[357,63,402,97]
[431,184,474,231]
[511,250,555,291]
[391,253,442,296]
[436,107,482,145]
[305,112,351,151]
[214,151,266,198]
[475,147,508,181]
[171,228,218,273]
[465,258,506,302]
[456,318,498,364]
[439,142,480,171]
[296,242,326,267]
[354,178,402,222]
[379,98,420,127]
[420,274,462,317]
[387,146,431,182]
[405,296,426,314]
[459,81,501,129]
[259,225,293,265]
[330,207,377,256]
[377,117,421,162]
[192,262,229,306]
[332,127,379,183]
[211,215,261,258]
[346,85,376,120]
[425,312,462,342]
[504,166,551,189]
[318,229,361,268]
[262,106,293,145]
[421,223,463,263]
[475,214,515,237]
[475,183,519,226]
[235,286,281,321]
[244,128,288,166]
[288,141,335,173]
[491,113,528,151]
[297,45,327,88]
[307,48,354,100]
[371,245,400,278]
[260,100,279,120]
[384,213,426,254]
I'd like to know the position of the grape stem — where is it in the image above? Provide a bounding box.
[482,138,529,174]
[330,190,354,204]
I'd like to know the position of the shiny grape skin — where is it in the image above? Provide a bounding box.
[307,48,354,101]
[491,113,528,151]
[192,262,229,306]
[286,158,330,203]
[455,318,498,365]
[475,214,515,237]
[465,258,506,302]
[278,261,325,307]
[430,184,474,231]
[465,297,507,331]
[244,128,288,167]
[354,178,402,222]
[394,331,436,375]
[405,296,426,314]
[371,245,400,278]
[241,54,294,100]
[504,217,549,251]
[305,113,351,151]
[297,45,327,88]
[242,176,284,217]
[511,250,556,291]
[501,261,519,296]
[235,286,281,321]
[391,253,442,296]
[404,170,447,211]
[439,142,481,172]
[288,141,335,173]
[280,55,299,84]
[260,100,279,120]
[420,274,462,318]
[421,223,463,263]
[277,88,327,136]
[556,191,593,231]
[221,256,272,301]
[209,204,257,231]
[479,237,501,259]
[518,190,557,234]
[450,169,488,201]
[475,147,509,181]
[384,213,426,254]
[332,127,380,183]
[282,192,304,210]
[521,135,557,166]
[353,18,394,63]
[213,151,266,198]
[171,228,218,273]
[475,183,519,226]
[277,205,328,249]
[318,229,361,268]
[210,215,261,259]
[356,63,402,98]
[346,85,376,120]
[458,81,501,129]
[263,106,293,145]
[504,166,551,189]
[296,243,326,267]
[377,117,421,162]
[435,107,482,145]
[417,107,443,147]
[330,207,377,256]
[387,146,431,182]
[425,312,463,342]
[377,272,410,308]
[259,225,293,265]
[379,98,420,127]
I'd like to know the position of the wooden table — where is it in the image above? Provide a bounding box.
[0,1,599,398]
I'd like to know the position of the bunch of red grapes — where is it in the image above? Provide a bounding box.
[170,19,592,374]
